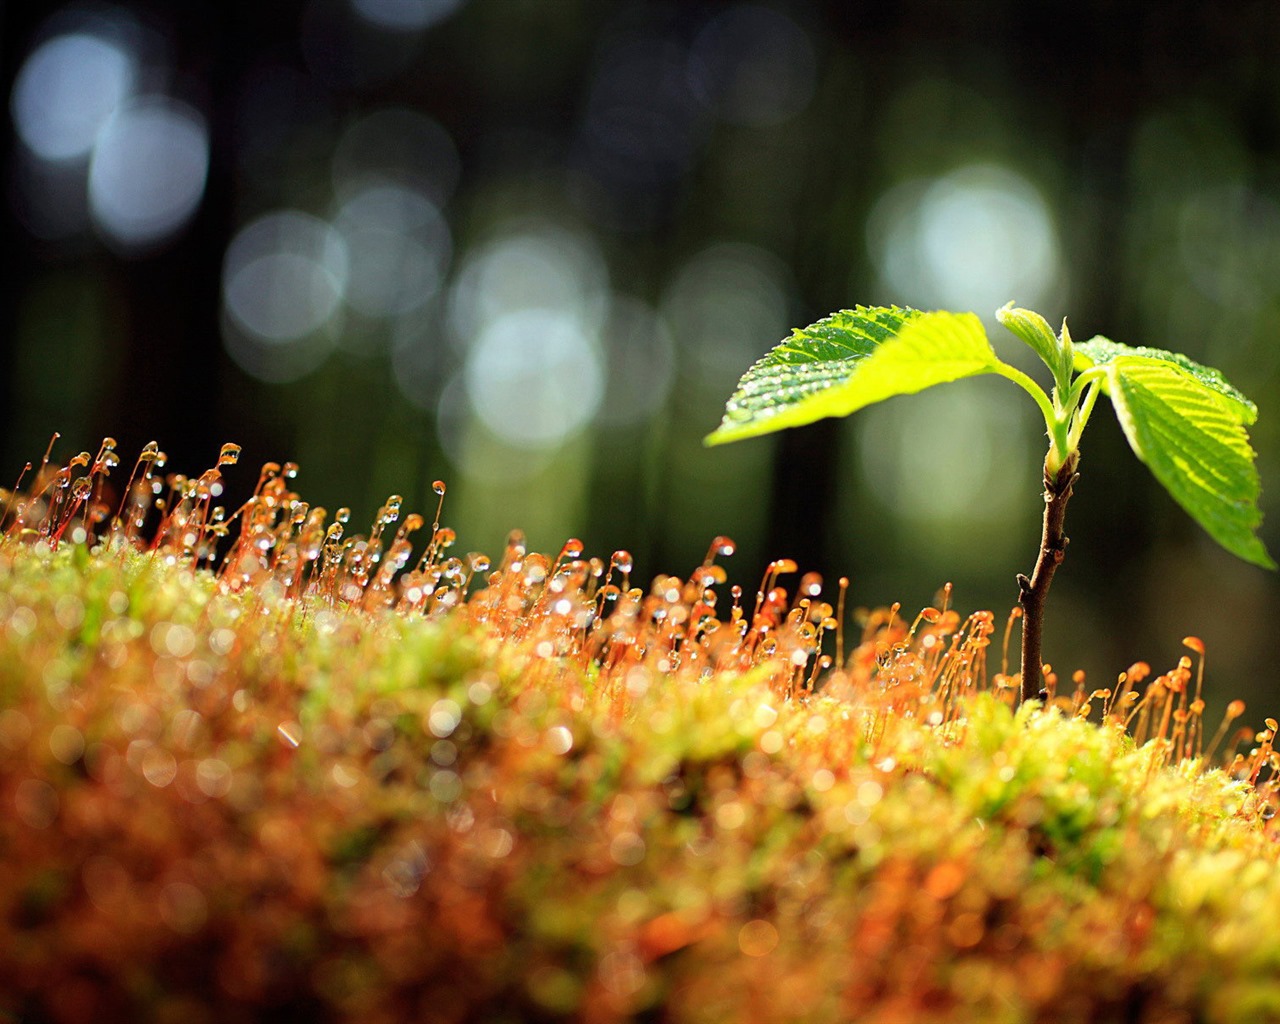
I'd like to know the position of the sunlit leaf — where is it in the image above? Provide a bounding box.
[706,307,999,444]
[1075,336,1256,424]
[1100,355,1273,568]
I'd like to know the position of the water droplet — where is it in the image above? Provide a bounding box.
[433,480,447,496]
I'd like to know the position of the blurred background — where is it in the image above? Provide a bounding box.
[3,0,1280,709]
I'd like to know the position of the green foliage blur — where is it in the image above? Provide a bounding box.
[3,1,1280,710]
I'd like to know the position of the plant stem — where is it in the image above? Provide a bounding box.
[1018,451,1079,702]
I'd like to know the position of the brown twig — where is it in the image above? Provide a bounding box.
[1018,452,1079,703]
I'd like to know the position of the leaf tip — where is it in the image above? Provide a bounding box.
[703,426,732,447]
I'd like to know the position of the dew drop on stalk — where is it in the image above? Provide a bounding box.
[217,443,241,467]
[697,565,727,586]
[611,550,634,574]
[707,535,736,561]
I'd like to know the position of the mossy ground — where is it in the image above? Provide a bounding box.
[2,445,1280,1023]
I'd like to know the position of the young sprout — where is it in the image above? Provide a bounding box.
[707,304,1274,702]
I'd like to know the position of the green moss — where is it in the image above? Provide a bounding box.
[1,534,1278,1022]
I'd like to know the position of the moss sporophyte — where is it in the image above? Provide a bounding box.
[707,303,1275,701]
[6,435,1280,1021]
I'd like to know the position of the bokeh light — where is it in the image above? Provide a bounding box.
[11,30,136,163]
[867,164,1063,316]
[223,212,349,342]
[661,242,791,392]
[463,309,604,450]
[88,98,209,251]
[221,212,349,382]
[856,383,1033,538]
[335,184,451,318]
[349,0,466,32]
[447,222,609,345]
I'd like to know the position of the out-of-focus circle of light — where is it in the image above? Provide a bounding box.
[661,242,790,390]
[463,309,604,450]
[220,312,340,385]
[335,184,451,317]
[11,32,136,162]
[222,211,350,343]
[332,108,461,207]
[857,384,1029,529]
[88,98,209,250]
[436,372,556,484]
[350,0,466,32]
[687,4,817,126]
[597,296,676,427]
[867,164,1062,315]
[447,223,609,345]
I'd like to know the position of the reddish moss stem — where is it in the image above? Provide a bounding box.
[1018,452,1079,703]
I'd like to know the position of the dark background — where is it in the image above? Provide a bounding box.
[4,0,1280,711]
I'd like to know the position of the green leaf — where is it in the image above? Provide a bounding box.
[1099,355,1274,569]
[705,307,999,445]
[1074,336,1257,424]
[997,303,1061,372]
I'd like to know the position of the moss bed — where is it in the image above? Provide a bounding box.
[2,443,1280,1023]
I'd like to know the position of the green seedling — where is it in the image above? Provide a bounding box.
[707,303,1274,701]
